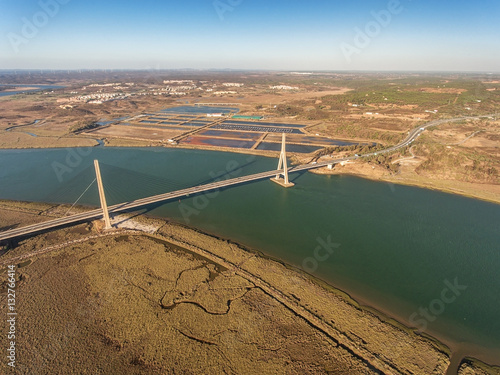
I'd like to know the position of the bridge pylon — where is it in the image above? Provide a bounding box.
[271,133,294,188]
[94,160,112,230]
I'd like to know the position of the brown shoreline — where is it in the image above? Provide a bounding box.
[152,215,500,371]
[0,86,40,92]
[310,164,500,206]
[1,200,500,374]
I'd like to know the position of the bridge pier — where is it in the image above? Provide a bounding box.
[94,160,112,230]
[271,133,294,188]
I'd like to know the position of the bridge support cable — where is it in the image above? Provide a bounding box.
[94,160,111,230]
[2,113,498,243]
[43,165,97,204]
[97,163,188,202]
[271,133,294,188]
[64,177,97,216]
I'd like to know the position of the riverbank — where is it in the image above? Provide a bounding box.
[0,138,498,206]
[0,86,40,93]
[1,200,500,374]
[311,160,500,205]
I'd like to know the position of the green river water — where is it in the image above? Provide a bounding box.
[0,147,499,365]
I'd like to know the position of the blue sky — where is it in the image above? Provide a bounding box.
[1,0,499,71]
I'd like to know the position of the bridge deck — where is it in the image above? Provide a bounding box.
[1,114,496,242]
[0,161,338,242]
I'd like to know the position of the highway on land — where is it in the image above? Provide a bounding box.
[0,113,497,242]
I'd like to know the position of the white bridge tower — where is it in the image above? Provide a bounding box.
[94,160,112,230]
[271,133,294,188]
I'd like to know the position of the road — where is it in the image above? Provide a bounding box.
[449,130,483,146]
[0,113,497,242]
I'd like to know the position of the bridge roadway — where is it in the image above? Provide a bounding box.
[0,113,496,242]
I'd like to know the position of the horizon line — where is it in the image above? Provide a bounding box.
[1,69,499,75]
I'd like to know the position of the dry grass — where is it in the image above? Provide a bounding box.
[0,131,98,149]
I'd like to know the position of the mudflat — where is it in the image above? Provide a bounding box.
[1,201,499,374]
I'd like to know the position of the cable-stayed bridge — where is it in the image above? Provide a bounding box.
[0,114,495,242]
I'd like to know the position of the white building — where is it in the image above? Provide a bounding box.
[222,83,244,87]
[270,85,299,90]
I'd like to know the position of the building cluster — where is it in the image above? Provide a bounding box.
[163,80,194,84]
[138,84,197,97]
[138,92,187,96]
[82,83,134,91]
[269,85,299,90]
[87,83,121,87]
[164,85,197,91]
[138,91,187,97]
[69,92,129,104]
[222,82,244,87]
[214,91,237,95]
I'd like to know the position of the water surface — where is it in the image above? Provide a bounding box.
[0,147,498,364]
[0,84,63,97]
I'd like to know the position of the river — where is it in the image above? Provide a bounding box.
[0,146,499,365]
[0,84,64,97]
